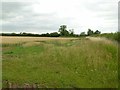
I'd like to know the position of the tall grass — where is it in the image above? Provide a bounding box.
[2,38,118,88]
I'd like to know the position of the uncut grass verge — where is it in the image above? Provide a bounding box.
[2,38,118,88]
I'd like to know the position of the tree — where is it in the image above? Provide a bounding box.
[58,25,69,36]
[11,33,16,35]
[49,32,60,37]
[69,29,74,36]
[94,30,101,34]
[80,32,86,36]
[87,29,94,36]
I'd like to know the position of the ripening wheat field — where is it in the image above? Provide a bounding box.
[2,36,118,88]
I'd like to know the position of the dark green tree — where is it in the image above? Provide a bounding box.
[80,32,86,36]
[94,30,101,34]
[49,32,60,37]
[69,29,74,36]
[58,25,69,36]
[87,29,94,36]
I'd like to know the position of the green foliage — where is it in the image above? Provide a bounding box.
[58,25,69,36]
[41,32,60,37]
[49,32,60,37]
[93,32,120,42]
[87,29,94,36]
[69,29,74,36]
[58,25,75,37]
[80,32,86,36]
[94,30,101,34]
[87,29,101,36]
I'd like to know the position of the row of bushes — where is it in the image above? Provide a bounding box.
[1,32,60,37]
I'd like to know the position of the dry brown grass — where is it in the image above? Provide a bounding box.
[1,36,78,44]
[86,36,118,45]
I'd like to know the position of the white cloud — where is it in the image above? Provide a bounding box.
[1,0,119,34]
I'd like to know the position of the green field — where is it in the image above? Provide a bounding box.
[2,37,118,88]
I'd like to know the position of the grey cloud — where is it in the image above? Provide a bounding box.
[1,1,118,33]
[82,1,118,21]
[2,2,74,33]
[1,2,54,32]
[118,1,120,31]
[82,0,118,32]
[82,0,117,11]
[2,2,33,20]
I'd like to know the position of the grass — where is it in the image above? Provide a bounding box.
[92,32,120,42]
[2,37,118,88]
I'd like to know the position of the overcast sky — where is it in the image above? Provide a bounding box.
[1,0,119,34]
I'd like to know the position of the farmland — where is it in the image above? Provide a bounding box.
[2,36,118,88]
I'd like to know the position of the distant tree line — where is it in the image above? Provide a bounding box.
[80,29,101,36]
[1,32,60,37]
[1,25,119,42]
[0,25,103,37]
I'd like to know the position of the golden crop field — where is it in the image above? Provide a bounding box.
[1,36,78,44]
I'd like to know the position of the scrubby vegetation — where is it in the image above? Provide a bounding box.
[92,32,120,42]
